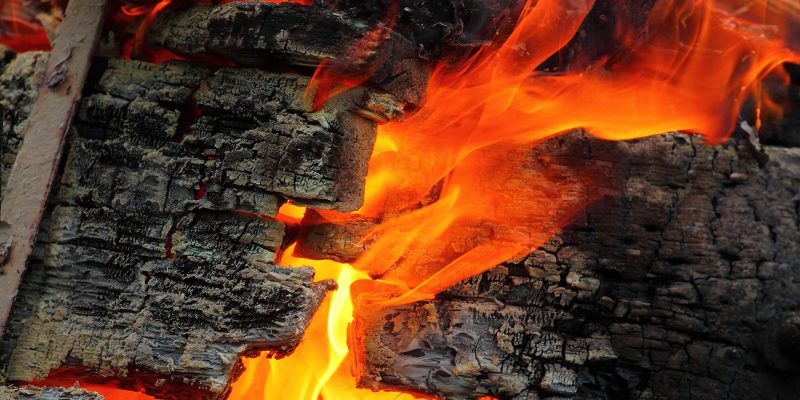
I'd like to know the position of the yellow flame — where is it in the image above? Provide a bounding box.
[230,241,423,400]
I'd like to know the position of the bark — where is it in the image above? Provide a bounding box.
[294,210,378,262]
[0,386,103,400]
[146,2,431,106]
[0,56,391,399]
[352,133,800,400]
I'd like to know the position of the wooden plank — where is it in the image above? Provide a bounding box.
[0,0,108,338]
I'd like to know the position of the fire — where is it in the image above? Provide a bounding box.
[229,233,424,400]
[0,0,58,52]
[2,0,798,399]
[233,0,799,399]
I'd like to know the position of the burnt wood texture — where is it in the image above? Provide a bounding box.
[0,0,108,338]
[0,53,387,398]
[0,1,799,399]
[351,133,800,400]
[147,2,431,108]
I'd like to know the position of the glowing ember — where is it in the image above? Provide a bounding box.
[0,0,60,51]
[2,0,799,398]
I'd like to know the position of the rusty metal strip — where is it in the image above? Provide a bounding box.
[0,0,108,337]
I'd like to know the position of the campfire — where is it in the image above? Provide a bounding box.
[0,0,799,399]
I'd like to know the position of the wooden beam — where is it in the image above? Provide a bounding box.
[0,0,108,338]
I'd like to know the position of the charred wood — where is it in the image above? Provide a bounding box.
[0,0,109,337]
[0,52,48,196]
[351,133,800,400]
[0,57,391,399]
[318,0,525,58]
[293,210,377,263]
[147,2,431,106]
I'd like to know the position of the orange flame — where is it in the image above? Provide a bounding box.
[343,0,800,305]
[305,0,401,111]
[231,0,799,399]
[229,242,426,400]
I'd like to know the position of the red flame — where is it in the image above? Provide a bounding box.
[5,0,799,399]
[0,0,56,52]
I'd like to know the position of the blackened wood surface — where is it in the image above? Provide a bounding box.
[147,2,431,106]
[319,0,524,58]
[0,385,103,400]
[352,133,800,400]
[0,58,386,399]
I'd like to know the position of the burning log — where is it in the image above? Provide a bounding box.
[0,385,103,400]
[352,132,800,399]
[147,2,431,107]
[0,51,394,397]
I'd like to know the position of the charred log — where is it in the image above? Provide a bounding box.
[351,133,800,400]
[0,385,103,400]
[147,2,431,106]
[293,210,378,262]
[0,51,48,195]
[0,56,394,398]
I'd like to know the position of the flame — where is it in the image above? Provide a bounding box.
[4,0,798,399]
[228,242,425,400]
[276,202,309,225]
[340,0,800,307]
[354,133,398,219]
[232,0,799,399]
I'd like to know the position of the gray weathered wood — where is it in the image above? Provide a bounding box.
[0,52,49,197]
[0,59,363,399]
[0,0,107,338]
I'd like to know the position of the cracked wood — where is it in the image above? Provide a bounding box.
[352,133,800,400]
[0,0,108,339]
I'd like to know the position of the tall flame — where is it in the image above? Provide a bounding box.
[232,0,800,399]
[3,0,798,399]
[229,236,425,400]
